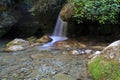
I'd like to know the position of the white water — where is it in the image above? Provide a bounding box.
[43,14,68,47]
[53,15,67,37]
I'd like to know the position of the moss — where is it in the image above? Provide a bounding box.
[88,56,120,80]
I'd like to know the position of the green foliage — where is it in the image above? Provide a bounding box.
[88,56,120,80]
[72,0,120,24]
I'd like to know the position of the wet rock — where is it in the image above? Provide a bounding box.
[70,50,79,55]
[6,45,25,51]
[26,36,37,43]
[53,73,74,80]
[85,49,94,54]
[4,38,30,51]
[69,49,86,55]
[88,51,101,59]
[54,41,70,49]
[78,43,86,48]
[37,35,52,43]
[88,41,120,80]
[91,46,105,50]
[60,3,74,21]
[6,38,30,47]
[102,40,120,62]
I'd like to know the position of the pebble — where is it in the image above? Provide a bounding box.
[70,50,79,55]
[88,51,101,59]
[85,49,93,54]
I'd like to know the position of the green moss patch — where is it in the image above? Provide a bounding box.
[88,56,120,80]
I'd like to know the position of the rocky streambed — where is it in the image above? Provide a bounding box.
[0,38,109,80]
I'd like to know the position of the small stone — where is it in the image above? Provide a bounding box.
[78,49,85,54]
[95,51,101,55]
[70,50,79,55]
[85,49,93,54]
[88,51,101,59]
[62,51,67,54]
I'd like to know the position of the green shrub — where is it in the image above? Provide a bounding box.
[70,0,120,24]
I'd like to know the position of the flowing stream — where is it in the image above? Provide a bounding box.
[43,14,68,46]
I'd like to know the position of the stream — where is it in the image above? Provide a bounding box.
[0,38,108,80]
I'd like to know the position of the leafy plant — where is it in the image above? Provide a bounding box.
[71,0,120,24]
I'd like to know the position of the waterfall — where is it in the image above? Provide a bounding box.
[53,15,67,37]
[43,14,68,46]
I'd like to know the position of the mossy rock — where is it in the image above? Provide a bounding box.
[26,36,37,43]
[60,3,74,21]
[36,35,52,43]
[6,38,30,47]
[88,56,120,80]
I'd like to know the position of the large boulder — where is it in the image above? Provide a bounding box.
[5,38,30,51]
[88,40,120,80]
[102,40,120,62]
[60,3,74,21]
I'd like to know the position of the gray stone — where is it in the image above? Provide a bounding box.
[85,49,93,54]
[102,40,120,61]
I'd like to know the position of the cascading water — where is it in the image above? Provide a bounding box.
[53,15,67,37]
[43,14,68,46]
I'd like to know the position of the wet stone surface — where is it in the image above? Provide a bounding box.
[0,45,94,80]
